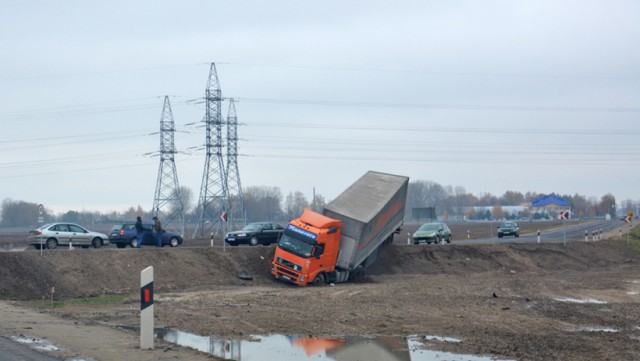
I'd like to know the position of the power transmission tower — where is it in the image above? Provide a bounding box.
[225,98,246,230]
[152,96,185,236]
[194,63,229,237]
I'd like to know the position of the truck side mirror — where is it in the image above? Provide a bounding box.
[314,245,325,259]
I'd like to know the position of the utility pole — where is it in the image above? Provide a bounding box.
[194,63,229,238]
[152,96,185,236]
[225,98,246,231]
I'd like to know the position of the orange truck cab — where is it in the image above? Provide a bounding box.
[271,209,342,286]
[272,171,409,286]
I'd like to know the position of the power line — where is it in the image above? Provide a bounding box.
[0,63,205,82]
[218,62,640,81]
[238,97,640,113]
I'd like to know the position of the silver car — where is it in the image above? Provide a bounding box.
[27,223,109,250]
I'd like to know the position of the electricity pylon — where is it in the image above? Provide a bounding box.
[194,63,229,237]
[152,96,185,236]
[225,98,246,230]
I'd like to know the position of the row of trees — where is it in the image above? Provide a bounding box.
[406,180,626,220]
[2,180,637,227]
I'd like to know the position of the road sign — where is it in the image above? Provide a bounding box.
[628,212,635,219]
[623,215,632,223]
[220,211,228,222]
[37,204,44,215]
[560,210,569,220]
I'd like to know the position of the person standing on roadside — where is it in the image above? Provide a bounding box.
[135,216,144,248]
[153,216,163,247]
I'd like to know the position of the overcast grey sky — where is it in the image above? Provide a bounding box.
[1,0,639,214]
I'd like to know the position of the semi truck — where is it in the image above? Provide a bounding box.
[271,171,409,286]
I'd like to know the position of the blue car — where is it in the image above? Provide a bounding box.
[108,222,183,248]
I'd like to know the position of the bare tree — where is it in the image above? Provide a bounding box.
[244,186,284,222]
[310,193,326,213]
[285,191,309,221]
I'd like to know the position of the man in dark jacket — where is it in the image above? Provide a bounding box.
[153,216,163,247]
[135,216,144,248]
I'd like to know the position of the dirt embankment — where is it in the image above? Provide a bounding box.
[0,239,634,301]
[1,239,640,360]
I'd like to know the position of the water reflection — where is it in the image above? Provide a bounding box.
[155,329,516,361]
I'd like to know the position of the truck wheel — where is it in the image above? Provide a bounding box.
[312,273,325,286]
[249,236,259,246]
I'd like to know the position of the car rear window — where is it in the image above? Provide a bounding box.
[109,224,125,232]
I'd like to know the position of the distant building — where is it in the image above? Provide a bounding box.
[530,195,571,218]
[470,206,527,219]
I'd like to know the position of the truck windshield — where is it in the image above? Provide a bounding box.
[278,233,315,258]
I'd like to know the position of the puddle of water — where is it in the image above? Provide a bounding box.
[567,327,619,333]
[11,335,60,351]
[553,297,607,304]
[423,335,462,343]
[155,328,517,361]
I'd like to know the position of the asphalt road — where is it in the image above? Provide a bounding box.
[456,219,626,245]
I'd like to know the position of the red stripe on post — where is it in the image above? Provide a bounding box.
[144,289,150,303]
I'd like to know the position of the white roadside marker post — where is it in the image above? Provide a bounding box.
[537,230,540,243]
[140,266,154,350]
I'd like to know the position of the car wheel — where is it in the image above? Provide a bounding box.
[447,236,452,243]
[169,237,179,247]
[436,236,441,244]
[413,240,419,245]
[92,238,102,248]
[45,238,58,250]
[515,233,519,238]
[116,243,126,249]
[312,273,325,286]
[249,236,259,246]
[130,238,138,248]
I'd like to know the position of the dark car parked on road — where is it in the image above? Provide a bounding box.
[497,221,520,238]
[108,222,183,248]
[224,222,284,246]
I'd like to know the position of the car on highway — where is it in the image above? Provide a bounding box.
[108,222,183,248]
[224,222,284,246]
[412,222,452,244]
[497,221,520,238]
[27,223,109,250]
